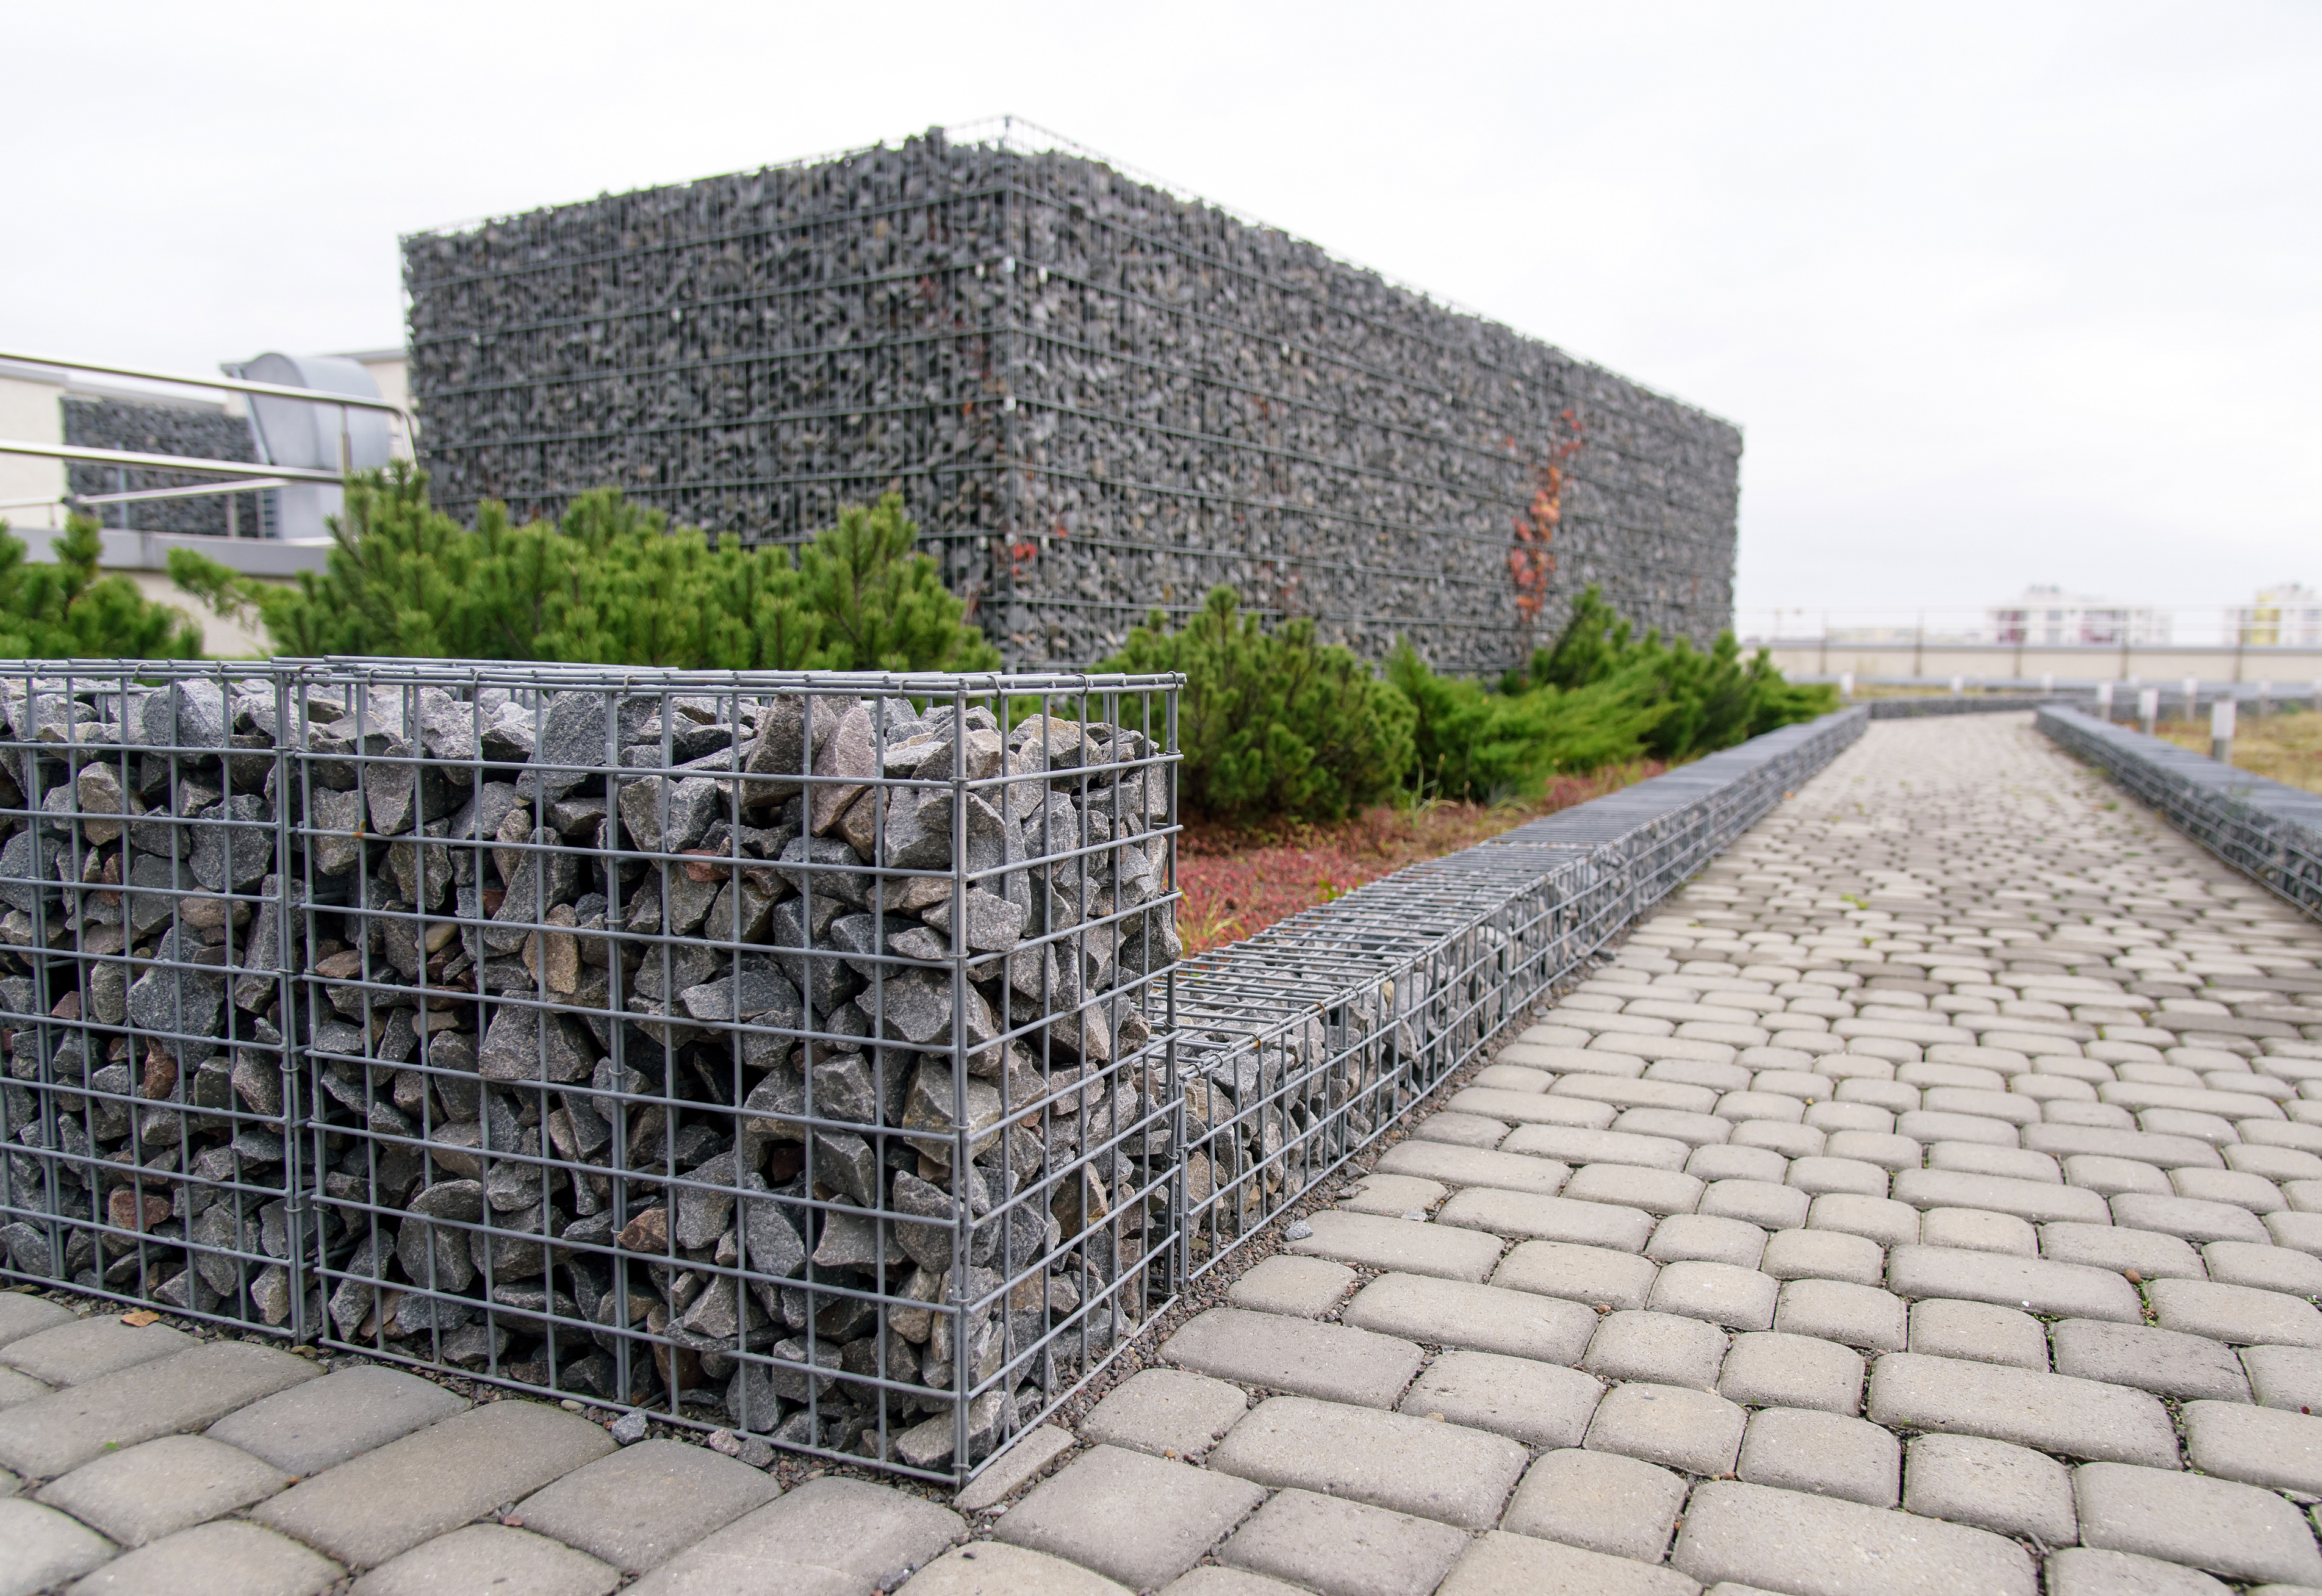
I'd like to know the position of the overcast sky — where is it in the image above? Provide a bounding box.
[8,0,2315,624]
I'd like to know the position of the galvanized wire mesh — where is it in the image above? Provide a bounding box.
[1173,708,1867,1273]
[1,660,1180,1482]
[2039,706,2322,918]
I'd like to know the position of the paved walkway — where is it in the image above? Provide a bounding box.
[6,714,2322,1595]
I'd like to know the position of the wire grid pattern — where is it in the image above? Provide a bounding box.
[1171,706,1868,1274]
[2039,706,2322,918]
[400,128,1739,675]
[0,660,1179,1484]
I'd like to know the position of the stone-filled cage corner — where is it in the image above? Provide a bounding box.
[402,123,1742,677]
[0,660,1182,1482]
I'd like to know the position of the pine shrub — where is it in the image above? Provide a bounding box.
[1099,588,1415,822]
[0,515,202,658]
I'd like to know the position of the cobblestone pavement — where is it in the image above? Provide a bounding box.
[7,713,2322,1595]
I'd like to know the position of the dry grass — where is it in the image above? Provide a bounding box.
[1174,762,1664,955]
[2154,710,2322,794]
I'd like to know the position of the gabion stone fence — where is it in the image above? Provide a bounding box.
[0,659,1864,1486]
[0,660,1177,1481]
[2040,706,2322,918]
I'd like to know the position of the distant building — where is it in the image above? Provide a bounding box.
[2232,583,2322,647]
[1988,586,2171,646]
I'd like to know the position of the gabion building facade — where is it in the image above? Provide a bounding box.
[403,126,1741,675]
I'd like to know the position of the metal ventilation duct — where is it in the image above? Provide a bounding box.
[232,352,395,540]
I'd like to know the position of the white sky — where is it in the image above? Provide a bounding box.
[7,0,2315,624]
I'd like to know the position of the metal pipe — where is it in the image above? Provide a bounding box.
[1,348,409,424]
[0,440,342,483]
[75,476,295,506]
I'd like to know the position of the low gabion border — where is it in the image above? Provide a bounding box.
[2038,706,2322,920]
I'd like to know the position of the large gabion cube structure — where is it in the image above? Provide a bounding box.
[402,124,1742,675]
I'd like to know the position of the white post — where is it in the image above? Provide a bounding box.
[2182,676,2199,722]
[1838,671,1854,700]
[2258,680,2271,717]
[1950,674,1964,697]
[2041,671,2055,694]
[2212,696,2237,763]
[2138,688,2160,736]
[2097,681,2114,717]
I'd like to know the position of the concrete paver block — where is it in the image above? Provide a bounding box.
[2181,1398,2322,1494]
[900,1542,1128,1595]
[1205,1395,1528,1529]
[1562,1163,1705,1215]
[2038,1222,2207,1279]
[1584,1381,1745,1475]
[1227,1256,1356,1318]
[2074,1460,2322,1586]
[1080,1368,1248,1460]
[1289,1212,1503,1282]
[350,1524,619,1596]
[994,1445,1262,1589]
[1376,1140,1572,1196]
[1867,1351,2178,1466]
[1758,1227,1884,1285]
[1584,1309,1728,1389]
[2050,1318,2252,1401]
[956,1425,1075,1512]
[2043,1547,2231,1596]
[2063,1154,2174,1198]
[1908,1298,2049,1368]
[37,1433,287,1546]
[1343,1273,1596,1364]
[1686,1143,1791,1183]
[1889,1243,2144,1321]
[1646,1213,1767,1269]
[1438,1188,1653,1250]
[1500,1123,1687,1171]
[1159,1570,1306,1596]
[0,1497,113,1596]
[2242,1343,2322,1411]
[516,1437,778,1572]
[1805,1192,1920,1246]
[1409,1112,1513,1149]
[207,1365,468,1476]
[1397,1349,1601,1447]
[1716,1331,1865,1413]
[1698,1179,1811,1230]
[1215,1487,1469,1596]
[0,1296,75,1349]
[1500,1447,1686,1562]
[2113,1193,2271,1244]
[1162,1309,1423,1408]
[1736,1406,1900,1507]
[1783,1156,1889,1197]
[2202,1239,2322,1296]
[253,1400,616,1569]
[0,1317,190,1387]
[1339,1173,1449,1217]
[1646,1260,1779,1331]
[2149,1278,2322,1347]
[62,1519,337,1596]
[627,1475,961,1595]
[0,1341,319,1480]
[1490,1240,1656,1310]
[1673,1479,2035,1596]
[1902,1432,2076,1544]
[1772,1278,1907,1351]
[1437,1529,1702,1596]
[1918,1206,2040,1254]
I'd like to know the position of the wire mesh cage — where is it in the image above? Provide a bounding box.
[279,664,1181,1478]
[0,663,304,1332]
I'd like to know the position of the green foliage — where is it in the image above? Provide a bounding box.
[0,515,201,659]
[1514,584,1839,761]
[1389,642,1667,802]
[1099,588,1415,822]
[248,464,999,671]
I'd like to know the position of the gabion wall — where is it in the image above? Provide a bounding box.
[0,660,1178,1481]
[403,129,1742,676]
[61,397,264,539]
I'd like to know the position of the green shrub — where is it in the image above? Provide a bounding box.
[0,515,202,659]
[185,464,999,671]
[1515,585,1837,760]
[1099,588,1415,822]
[1389,642,1670,802]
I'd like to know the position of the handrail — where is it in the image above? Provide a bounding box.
[0,440,343,484]
[75,476,297,505]
[0,348,410,426]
